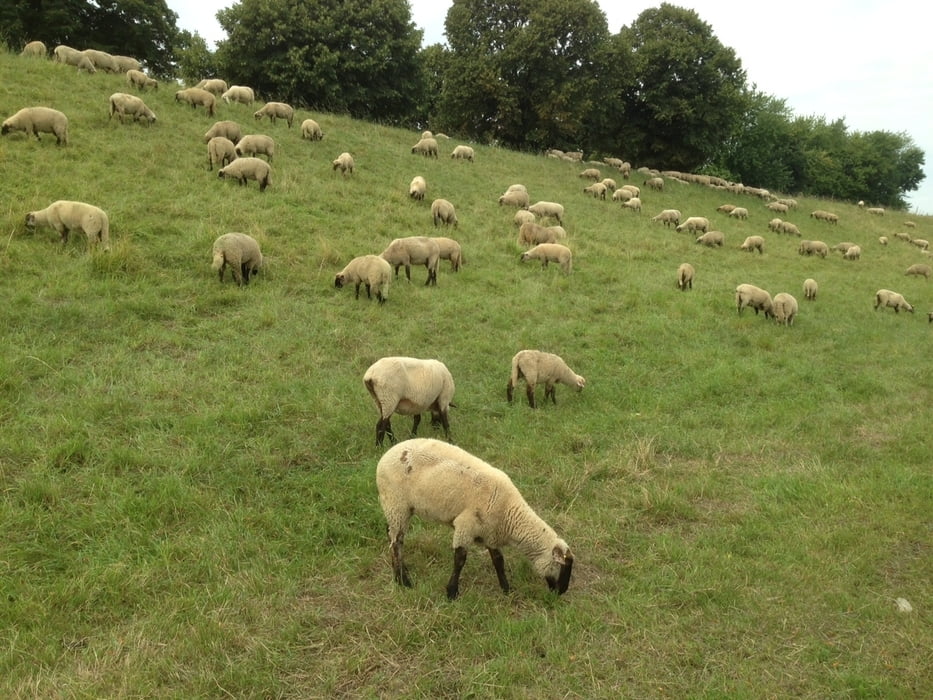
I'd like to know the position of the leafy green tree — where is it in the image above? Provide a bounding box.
[174,31,219,86]
[0,0,92,50]
[214,0,424,123]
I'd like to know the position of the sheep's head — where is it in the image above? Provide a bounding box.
[25,212,37,228]
[334,273,345,289]
[542,541,574,595]
[573,375,586,391]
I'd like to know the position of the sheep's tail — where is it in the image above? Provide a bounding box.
[364,377,383,416]
[211,248,225,271]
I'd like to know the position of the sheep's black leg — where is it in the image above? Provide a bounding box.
[546,384,556,404]
[488,548,510,593]
[405,265,412,282]
[376,417,394,446]
[526,384,536,408]
[411,413,421,436]
[390,536,411,587]
[364,282,372,299]
[446,546,468,600]
[241,263,251,284]
[438,410,451,441]
[507,381,514,403]
[354,282,362,299]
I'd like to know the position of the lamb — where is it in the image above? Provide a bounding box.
[175,87,216,116]
[528,201,564,224]
[363,357,455,446]
[905,264,932,279]
[300,118,323,141]
[498,189,530,208]
[842,244,861,260]
[677,262,695,291]
[221,85,255,105]
[234,134,275,162]
[381,236,441,285]
[334,254,392,303]
[218,157,271,191]
[26,200,110,250]
[432,236,463,271]
[126,69,158,91]
[803,278,818,301]
[450,145,475,162]
[254,101,294,127]
[740,235,764,254]
[866,207,885,216]
[108,92,156,125]
[910,238,930,250]
[411,137,439,158]
[211,232,263,285]
[376,438,573,599]
[695,230,724,247]
[21,41,47,57]
[579,168,601,181]
[2,107,69,145]
[518,221,560,246]
[621,197,642,213]
[729,207,749,220]
[203,120,242,144]
[798,240,830,258]
[195,78,228,95]
[652,209,681,227]
[332,152,355,176]
[874,289,913,314]
[735,283,774,318]
[207,136,237,171]
[772,292,798,326]
[675,216,709,234]
[507,349,585,409]
[431,198,458,228]
[520,243,573,273]
[583,182,607,200]
[409,175,426,201]
[514,210,536,227]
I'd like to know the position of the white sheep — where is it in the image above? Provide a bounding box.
[798,240,829,258]
[879,236,889,246]
[211,232,262,285]
[779,221,801,237]
[254,101,294,127]
[221,85,255,105]
[803,278,818,301]
[409,175,426,201]
[203,120,242,144]
[332,152,355,176]
[528,201,564,224]
[611,188,633,202]
[893,232,913,242]
[53,45,94,72]
[126,69,158,90]
[113,55,141,73]
[381,236,441,285]
[843,244,861,260]
[82,48,118,73]
[514,210,536,227]
[411,137,438,158]
[108,92,156,125]
[21,41,47,57]
[677,262,694,291]
[735,283,774,318]
[450,144,475,162]
[218,157,271,191]
[195,78,228,95]
[517,221,560,246]
[772,292,798,326]
[520,243,572,273]
[810,210,839,224]
[432,236,463,271]
[874,289,913,314]
[498,189,530,208]
[696,230,724,247]
[26,200,110,250]
[652,209,681,227]
[583,182,607,200]
[334,254,392,303]
[376,438,573,599]
[579,168,601,181]
[905,264,932,279]
[866,207,885,216]
[904,221,917,228]
[431,198,458,228]
[675,216,709,234]
[622,197,642,213]
[910,238,930,250]
[507,349,585,408]
[832,241,856,253]
[717,204,737,214]
[207,136,237,171]
[601,178,617,192]
[175,87,216,116]
[300,118,323,141]
[235,134,275,162]
[739,235,764,254]
[766,202,788,214]
[2,107,69,145]
[767,217,783,232]
[363,357,455,446]
[729,207,749,220]
[645,176,664,191]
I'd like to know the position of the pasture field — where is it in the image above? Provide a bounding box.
[0,49,930,697]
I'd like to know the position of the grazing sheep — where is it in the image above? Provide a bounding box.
[203,120,242,144]
[803,278,818,301]
[833,241,856,253]
[645,176,664,191]
[300,118,323,141]
[218,157,271,191]
[411,137,439,158]
[620,184,640,197]
[776,198,798,210]
[879,236,889,246]
[21,41,47,57]
[376,438,573,599]
[893,232,913,242]
[520,243,573,273]
[26,200,109,250]
[579,168,601,181]
[910,238,930,250]
[234,134,275,162]
[82,48,118,73]
[431,198,458,228]
[334,254,392,303]
[498,189,530,208]
[528,201,564,224]
[735,283,774,318]
[514,210,536,227]
[53,45,95,72]
[195,78,228,95]
[740,235,764,254]
[363,357,455,446]
[779,221,802,237]
[409,175,426,201]
[717,204,737,214]
[675,216,709,234]
[332,152,355,176]
[211,232,262,285]
[583,182,607,200]
[113,55,141,73]
[432,237,463,271]
[767,202,789,213]
[696,230,724,247]
[874,289,913,314]
[772,293,798,326]
[768,217,783,232]
[2,107,69,145]
[729,207,749,220]
[108,92,156,125]
[798,240,829,258]
[518,221,560,246]
[810,210,838,224]
[254,101,294,127]
[677,262,695,291]
[175,87,216,116]
[843,244,861,260]
[207,136,237,171]
[652,209,681,227]
[601,178,617,192]
[126,69,158,91]
[904,221,917,228]
[421,130,433,139]
[611,188,633,202]
[905,264,932,279]
[381,236,441,285]
[451,145,474,162]
[866,207,885,216]
[622,197,642,213]
[221,85,255,105]
[507,349,585,408]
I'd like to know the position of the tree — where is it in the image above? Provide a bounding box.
[174,31,219,86]
[0,0,92,51]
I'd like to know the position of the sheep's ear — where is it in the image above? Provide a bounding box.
[551,544,571,565]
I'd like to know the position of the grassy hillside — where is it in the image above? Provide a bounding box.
[1,49,930,697]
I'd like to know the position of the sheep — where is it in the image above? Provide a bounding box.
[779,221,801,236]
[910,239,930,250]
[675,216,709,234]
[26,200,110,250]
[234,134,275,162]
[611,188,633,202]
[506,184,528,193]
[810,210,838,224]
[300,118,323,141]
[520,243,573,273]
[514,210,536,227]
[866,207,885,216]
[803,278,818,301]
[645,176,664,191]
[604,156,624,169]
[768,217,783,232]
[381,236,441,285]
[221,85,255,105]
[195,78,228,95]
[82,48,118,73]
[776,198,798,210]
[421,130,433,139]
[53,45,95,72]
[696,230,724,247]
[21,41,47,57]
[113,55,141,73]
[431,198,458,228]
[334,254,392,303]
[518,222,560,246]
[203,120,242,144]
[411,137,439,158]
[363,357,455,446]
[254,101,294,127]
[126,69,158,91]
[432,237,463,271]
[874,289,913,314]
[108,92,156,125]
[879,236,889,246]
[772,293,798,326]
[451,145,475,162]
[583,182,607,200]
[893,232,913,242]
[622,197,642,213]
[2,107,69,145]
[332,152,355,176]
[677,262,695,291]
[175,87,216,116]
[904,221,917,228]
[798,240,829,258]
[735,283,774,318]
[579,168,601,181]
[729,207,749,220]
[207,136,237,171]
[601,178,617,192]
[498,189,530,208]
[507,349,585,409]
[409,175,426,201]
[620,184,640,197]
[905,264,932,279]
[652,209,681,227]
[211,232,262,285]
[218,157,271,191]
[740,235,764,254]
[717,204,737,214]
[833,241,857,253]
[843,244,862,260]
[376,438,573,599]
[528,201,564,224]
[766,202,788,213]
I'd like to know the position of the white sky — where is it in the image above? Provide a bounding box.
[165,0,932,213]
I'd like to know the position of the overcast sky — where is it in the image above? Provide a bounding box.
[165,0,932,214]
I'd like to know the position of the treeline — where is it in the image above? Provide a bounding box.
[1,0,924,208]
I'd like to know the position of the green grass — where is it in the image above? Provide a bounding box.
[1,49,930,697]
